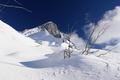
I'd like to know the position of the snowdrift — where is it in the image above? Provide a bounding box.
[0,20,53,61]
[0,20,120,80]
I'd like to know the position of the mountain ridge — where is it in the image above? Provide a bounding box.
[0,20,120,80]
[22,21,61,38]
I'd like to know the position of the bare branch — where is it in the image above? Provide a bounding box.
[82,26,96,54]
[92,26,109,43]
[0,3,32,13]
[0,0,9,12]
[97,47,117,57]
[82,24,110,55]
[13,0,23,6]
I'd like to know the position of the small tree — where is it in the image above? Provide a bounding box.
[63,33,73,59]
[62,24,77,59]
[82,23,110,55]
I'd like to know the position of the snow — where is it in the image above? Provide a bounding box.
[0,59,39,80]
[61,42,69,49]
[0,20,54,61]
[70,33,85,50]
[22,51,120,80]
[27,30,63,45]
[0,20,37,55]
[86,6,120,45]
[0,20,120,80]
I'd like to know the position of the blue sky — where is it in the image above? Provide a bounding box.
[0,0,120,37]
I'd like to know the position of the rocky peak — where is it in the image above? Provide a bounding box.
[41,21,61,38]
[22,21,61,38]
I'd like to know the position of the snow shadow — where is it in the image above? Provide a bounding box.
[21,51,89,69]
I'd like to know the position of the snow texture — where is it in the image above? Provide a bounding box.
[1,10,120,80]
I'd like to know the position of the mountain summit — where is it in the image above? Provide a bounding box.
[41,21,61,38]
[23,21,61,38]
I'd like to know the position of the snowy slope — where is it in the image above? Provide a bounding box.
[0,20,54,61]
[0,20,37,55]
[22,21,63,46]
[27,30,63,45]
[0,20,54,80]
[21,49,120,80]
[1,48,120,80]
[0,20,120,80]
[0,56,40,80]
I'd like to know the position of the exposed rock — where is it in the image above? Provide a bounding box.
[23,21,61,38]
[41,21,61,38]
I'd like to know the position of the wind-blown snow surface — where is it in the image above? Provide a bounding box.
[23,27,63,46]
[0,20,54,61]
[1,20,120,80]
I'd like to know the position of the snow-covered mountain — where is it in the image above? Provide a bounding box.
[23,21,61,38]
[0,20,37,55]
[22,21,63,45]
[0,20,120,80]
[0,20,54,61]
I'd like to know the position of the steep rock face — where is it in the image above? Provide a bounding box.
[23,21,61,38]
[41,22,61,38]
